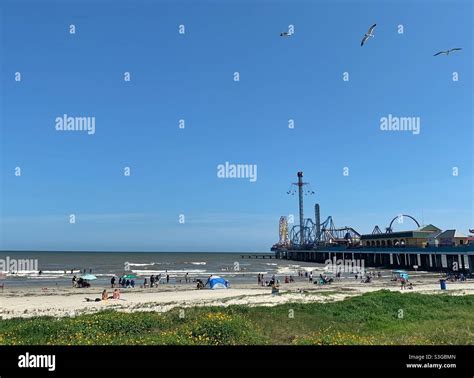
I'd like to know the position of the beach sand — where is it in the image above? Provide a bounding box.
[1,276,473,319]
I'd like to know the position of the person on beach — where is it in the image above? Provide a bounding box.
[150,275,155,288]
[400,277,406,290]
[269,276,276,287]
[309,271,313,283]
[85,290,109,302]
[290,276,294,283]
[113,289,120,299]
[166,274,170,284]
[144,278,148,288]
[185,272,189,283]
[111,276,116,288]
[72,275,77,288]
[271,281,280,295]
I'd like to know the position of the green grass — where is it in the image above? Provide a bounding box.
[1,290,473,345]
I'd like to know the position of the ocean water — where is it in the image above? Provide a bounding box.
[0,252,325,287]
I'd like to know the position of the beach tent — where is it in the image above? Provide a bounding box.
[208,276,229,289]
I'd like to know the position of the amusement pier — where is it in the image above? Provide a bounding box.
[271,172,474,272]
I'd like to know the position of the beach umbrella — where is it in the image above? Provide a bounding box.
[122,274,137,279]
[81,274,97,280]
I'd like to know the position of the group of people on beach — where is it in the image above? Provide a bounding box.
[143,273,171,287]
[297,270,310,278]
[72,275,90,288]
[85,288,121,302]
[257,271,339,286]
[284,276,295,283]
[298,270,328,284]
[143,273,174,288]
[446,272,466,282]
[109,273,174,289]
[111,276,136,288]
[109,272,196,290]
[354,271,382,283]
[257,273,282,287]
[142,272,199,288]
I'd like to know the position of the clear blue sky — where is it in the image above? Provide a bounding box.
[0,0,472,252]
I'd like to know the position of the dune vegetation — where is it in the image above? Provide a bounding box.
[1,290,473,345]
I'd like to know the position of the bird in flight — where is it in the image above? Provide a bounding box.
[280,32,291,37]
[361,24,377,47]
[433,48,462,56]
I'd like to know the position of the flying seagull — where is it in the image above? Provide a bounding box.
[360,24,377,47]
[433,48,462,56]
[280,32,291,37]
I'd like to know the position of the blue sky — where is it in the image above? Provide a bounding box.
[0,0,472,252]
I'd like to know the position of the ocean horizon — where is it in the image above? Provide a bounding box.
[0,251,324,288]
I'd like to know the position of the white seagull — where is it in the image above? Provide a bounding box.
[433,48,462,56]
[360,23,377,47]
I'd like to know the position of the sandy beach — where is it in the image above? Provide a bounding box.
[2,274,473,319]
